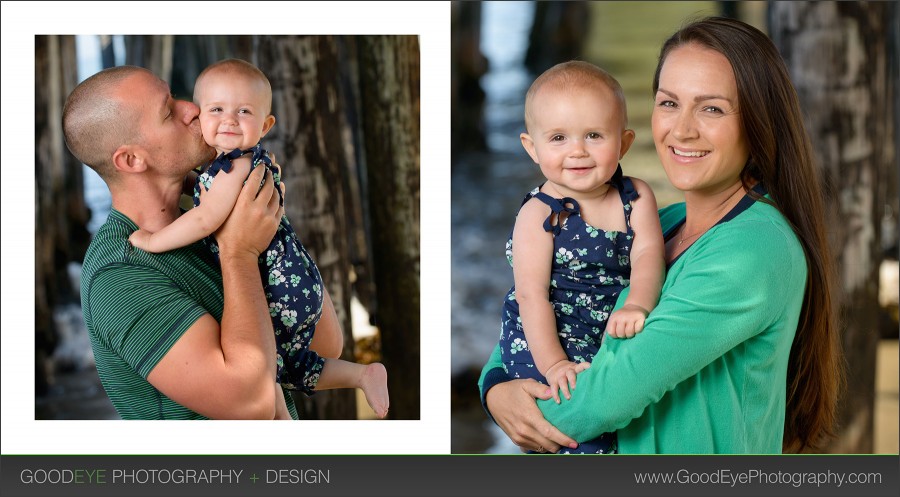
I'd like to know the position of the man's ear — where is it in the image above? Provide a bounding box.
[260,115,276,138]
[111,145,148,174]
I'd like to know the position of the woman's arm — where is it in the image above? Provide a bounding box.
[478,344,584,452]
[606,179,666,338]
[537,218,804,441]
[129,157,252,253]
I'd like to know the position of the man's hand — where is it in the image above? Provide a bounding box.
[485,378,580,454]
[215,164,282,258]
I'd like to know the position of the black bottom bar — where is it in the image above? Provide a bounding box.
[2,454,898,497]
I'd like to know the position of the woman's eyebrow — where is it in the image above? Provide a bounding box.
[693,94,733,104]
[656,88,733,104]
[656,88,677,99]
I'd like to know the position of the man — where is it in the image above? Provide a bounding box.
[63,65,293,419]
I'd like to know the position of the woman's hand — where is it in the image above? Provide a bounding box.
[485,378,580,453]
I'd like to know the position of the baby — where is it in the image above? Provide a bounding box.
[497,61,665,452]
[129,59,389,419]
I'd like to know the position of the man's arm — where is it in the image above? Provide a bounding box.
[147,165,283,419]
[274,383,292,420]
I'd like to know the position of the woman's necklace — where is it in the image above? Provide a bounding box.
[678,224,711,246]
[677,184,750,247]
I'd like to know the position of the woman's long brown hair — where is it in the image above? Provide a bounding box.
[652,17,844,452]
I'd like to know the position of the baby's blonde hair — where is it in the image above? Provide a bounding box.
[194,58,273,114]
[524,61,628,132]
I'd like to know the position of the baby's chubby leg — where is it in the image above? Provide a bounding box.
[309,290,344,359]
[316,359,389,419]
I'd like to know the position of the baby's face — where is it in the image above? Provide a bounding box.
[195,72,274,154]
[522,84,632,198]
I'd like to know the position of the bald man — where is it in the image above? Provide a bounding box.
[64,66,292,419]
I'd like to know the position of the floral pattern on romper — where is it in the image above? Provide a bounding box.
[498,165,638,454]
[195,143,325,394]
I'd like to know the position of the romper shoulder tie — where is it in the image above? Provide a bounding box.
[196,143,280,209]
[609,163,638,204]
[216,143,270,174]
[608,164,639,231]
[531,191,581,236]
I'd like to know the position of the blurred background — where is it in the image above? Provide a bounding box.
[450,1,898,454]
[35,35,421,420]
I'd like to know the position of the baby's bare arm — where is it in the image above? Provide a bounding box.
[129,157,253,253]
[513,200,586,402]
[513,200,568,375]
[607,178,665,338]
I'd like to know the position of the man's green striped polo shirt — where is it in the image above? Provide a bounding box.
[80,209,298,419]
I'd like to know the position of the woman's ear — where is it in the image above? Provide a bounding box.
[260,115,276,138]
[111,145,148,175]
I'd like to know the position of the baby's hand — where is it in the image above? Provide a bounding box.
[544,359,589,404]
[128,229,154,252]
[606,304,650,339]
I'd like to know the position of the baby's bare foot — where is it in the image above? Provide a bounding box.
[359,363,389,419]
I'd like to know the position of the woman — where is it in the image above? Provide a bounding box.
[479,16,843,454]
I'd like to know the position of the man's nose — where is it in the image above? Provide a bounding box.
[177,100,200,125]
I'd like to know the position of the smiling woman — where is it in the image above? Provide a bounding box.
[651,43,752,263]
[651,45,750,202]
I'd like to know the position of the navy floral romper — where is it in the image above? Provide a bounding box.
[498,165,638,454]
[195,143,325,394]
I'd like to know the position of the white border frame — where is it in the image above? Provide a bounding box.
[1,1,451,455]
